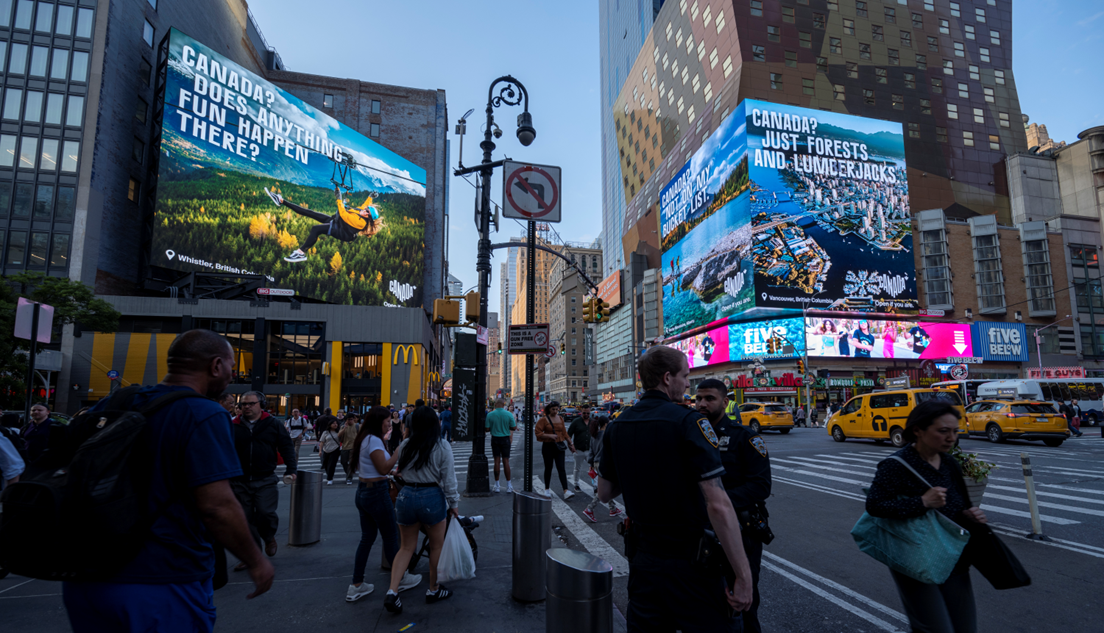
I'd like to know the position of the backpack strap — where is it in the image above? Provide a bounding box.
[102,385,146,411]
[888,455,934,489]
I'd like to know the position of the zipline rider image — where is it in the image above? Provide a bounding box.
[265,186,382,263]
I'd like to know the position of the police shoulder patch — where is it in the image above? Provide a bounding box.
[697,418,720,448]
[750,435,768,457]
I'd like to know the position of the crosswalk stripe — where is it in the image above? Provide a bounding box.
[987,484,1104,506]
[531,476,629,578]
[979,504,1080,525]
[981,492,1104,517]
[772,465,867,487]
[774,475,867,502]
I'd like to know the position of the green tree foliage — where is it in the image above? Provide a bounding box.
[151,171,426,306]
[0,273,121,408]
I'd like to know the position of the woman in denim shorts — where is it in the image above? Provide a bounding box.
[383,407,460,615]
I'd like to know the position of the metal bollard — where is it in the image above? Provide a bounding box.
[288,470,323,545]
[1020,453,1051,542]
[546,548,613,633]
[512,490,551,601]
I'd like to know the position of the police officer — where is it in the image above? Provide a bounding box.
[696,379,772,633]
[597,346,753,632]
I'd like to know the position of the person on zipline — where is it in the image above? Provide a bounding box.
[265,186,380,263]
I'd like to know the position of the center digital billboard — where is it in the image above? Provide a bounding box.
[670,317,806,369]
[151,29,427,306]
[660,99,916,337]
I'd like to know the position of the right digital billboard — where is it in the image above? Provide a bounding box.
[804,317,971,360]
[660,99,916,338]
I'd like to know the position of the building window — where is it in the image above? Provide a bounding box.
[782,6,794,23]
[1071,246,1104,355]
[872,25,883,42]
[965,24,975,40]
[921,228,953,308]
[50,234,69,269]
[944,59,954,75]
[142,20,154,47]
[856,1,868,18]
[814,13,826,29]
[846,62,858,79]
[884,6,896,23]
[994,69,1005,85]
[892,94,904,110]
[1023,239,1055,315]
[973,234,1005,313]
[752,45,766,62]
[800,31,812,48]
[984,87,995,103]
[912,12,923,28]
[915,54,926,69]
[947,104,957,119]
[958,82,969,98]
[908,122,920,138]
[833,84,846,101]
[928,36,939,51]
[371,99,381,114]
[954,41,965,57]
[76,8,93,38]
[816,56,828,73]
[920,98,932,115]
[999,111,1010,128]
[71,51,88,81]
[859,43,871,60]
[931,77,942,93]
[950,2,962,17]
[988,134,1000,150]
[990,30,1001,45]
[132,137,145,163]
[936,126,948,143]
[904,72,915,89]
[135,96,148,124]
[323,94,334,108]
[66,95,84,127]
[973,108,984,124]
[770,73,783,90]
[863,89,875,105]
[45,93,62,124]
[969,65,980,81]
[875,67,887,84]
[128,178,140,202]
[750,0,763,17]
[901,31,912,47]
[139,58,152,87]
[843,18,854,35]
[963,130,974,146]
[785,50,797,67]
[829,37,842,54]
[802,78,815,95]
[888,49,899,65]
[767,25,780,42]
[370,123,380,137]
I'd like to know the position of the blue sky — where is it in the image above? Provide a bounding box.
[249,0,1102,312]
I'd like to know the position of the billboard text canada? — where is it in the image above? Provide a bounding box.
[659,99,915,338]
[151,29,427,307]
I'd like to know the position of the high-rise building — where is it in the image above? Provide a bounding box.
[599,0,667,275]
[612,0,1028,265]
[499,236,525,395]
[509,233,560,397]
[486,312,501,397]
[548,243,603,403]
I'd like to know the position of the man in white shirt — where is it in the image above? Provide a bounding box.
[285,408,308,456]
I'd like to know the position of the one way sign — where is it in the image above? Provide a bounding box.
[502,161,561,223]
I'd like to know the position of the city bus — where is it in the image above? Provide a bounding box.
[931,380,996,405]
[976,378,1104,426]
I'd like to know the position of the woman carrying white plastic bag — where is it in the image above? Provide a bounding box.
[437,517,476,583]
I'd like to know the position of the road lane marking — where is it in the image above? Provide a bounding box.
[531,476,629,578]
[1037,483,1104,496]
[989,523,1104,560]
[761,561,903,632]
[982,492,1104,517]
[987,484,1104,506]
[772,465,868,486]
[0,578,34,595]
[773,475,867,502]
[785,456,878,470]
[763,552,908,624]
[979,504,1080,525]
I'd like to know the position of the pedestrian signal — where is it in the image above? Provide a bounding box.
[582,298,595,323]
[464,291,481,322]
[433,298,460,326]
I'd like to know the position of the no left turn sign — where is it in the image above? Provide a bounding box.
[503,161,561,223]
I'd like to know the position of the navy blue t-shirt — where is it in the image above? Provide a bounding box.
[88,385,242,584]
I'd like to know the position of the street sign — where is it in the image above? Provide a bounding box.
[476,325,489,346]
[257,288,295,296]
[508,324,550,353]
[886,376,911,389]
[107,370,120,381]
[14,298,54,343]
[502,161,561,222]
[544,345,556,359]
[919,308,946,317]
[945,356,982,364]
[949,364,969,380]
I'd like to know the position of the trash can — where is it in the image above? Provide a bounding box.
[288,470,323,546]
[512,490,551,602]
[546,548,613,633]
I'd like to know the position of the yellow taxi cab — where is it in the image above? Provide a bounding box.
[737,402,794,435]
[963,400,1070,447]
[827,388,965,448]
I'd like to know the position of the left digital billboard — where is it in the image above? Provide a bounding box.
[804,317,971,360]
[659,99,916,338]
[670,317,806,369]
[151,29,427,306]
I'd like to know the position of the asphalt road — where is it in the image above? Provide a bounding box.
[2,427,1100,632]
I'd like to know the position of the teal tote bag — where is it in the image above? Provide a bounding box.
[851,456,971,585]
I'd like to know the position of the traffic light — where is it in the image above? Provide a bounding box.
[497,342,503,355]
[432,298,460,325]
[464,291,481,323]
[767,335,780,354]
[597,300,610,323]
[582,298,595,323]
[560,342,566,355]
[797,359,805,374]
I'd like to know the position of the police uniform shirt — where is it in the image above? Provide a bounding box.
[598,390,725,537]
[713,415,772,511]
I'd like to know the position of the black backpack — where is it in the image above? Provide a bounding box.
[0,386,207,581]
